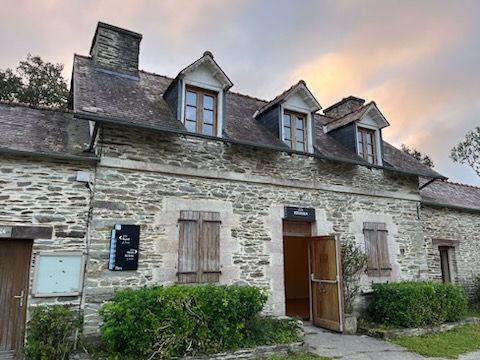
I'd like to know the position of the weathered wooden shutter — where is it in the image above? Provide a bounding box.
[363,222,391,277]
[199,212,221,283]
[178,211,200,283]
[178,211,221,283]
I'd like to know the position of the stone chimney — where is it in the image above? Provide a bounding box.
[89,22,142,76]
[323,96,365,119]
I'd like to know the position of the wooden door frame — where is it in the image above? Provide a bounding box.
[308,235,345,332]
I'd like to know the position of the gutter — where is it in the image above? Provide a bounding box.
[0,147,100,163]
[73,111,447,181]
[421,200,480,214]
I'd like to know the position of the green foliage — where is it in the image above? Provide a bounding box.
[0,54,68,108]
[25,305,83,360]
[341,241,368,314]
[451,126,480,177]
[391,324,480,358]
[371,281,467,328]
[100,284,275,359]
[474,275,480,305]
[401,144,434,168]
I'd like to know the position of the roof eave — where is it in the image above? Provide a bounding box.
[74,111,447,181]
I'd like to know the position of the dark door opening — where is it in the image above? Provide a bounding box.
[439,246,452,283]
[283,220,312,320]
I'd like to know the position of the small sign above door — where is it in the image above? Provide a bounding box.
[109,224,140,271]
[284,207,316,222]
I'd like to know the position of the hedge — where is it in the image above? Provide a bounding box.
[371,281,467,328]
[100,284,301,359]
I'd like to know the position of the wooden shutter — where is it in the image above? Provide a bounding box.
[178,211,200,283]
[199,212,221,283]
[363,222,391,277]
[178,211,221,283]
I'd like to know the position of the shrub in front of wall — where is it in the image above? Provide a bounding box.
[99,284,268,359]
[25,305,83,360]
[370,281,467,328]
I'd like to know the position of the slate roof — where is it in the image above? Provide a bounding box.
[0,102,95,161]
[323,104,371,132]
[72,54,446,179]
[420,180,480,212]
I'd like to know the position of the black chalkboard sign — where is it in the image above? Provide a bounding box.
[284,207,316,221]
[109,224,140,271]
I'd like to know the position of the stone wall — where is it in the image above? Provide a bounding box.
[82,125,427,333]
[422,205,480,297]
[0,156,93,310]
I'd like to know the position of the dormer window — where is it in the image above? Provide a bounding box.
[283,111,307,151]
[185,86,217,136]
[357,127,376,164]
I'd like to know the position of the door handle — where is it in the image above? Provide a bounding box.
[13,290,25,307]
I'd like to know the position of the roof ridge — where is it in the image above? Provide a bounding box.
[442,179,480,190]
[0,100,71,114]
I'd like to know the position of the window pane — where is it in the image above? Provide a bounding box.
[185,120,196,132]
[203,124,214,136]
[296,129,304,141]
[296,142,305,151]
[367,133,373,145]
[284,139,292,148]
[367,155,374,164]
[284,126,291,140]
[296,117,304,130]
[204,109,214,124]
[204,95,214,110]
[186,106,197,121]
[186,91,197,106]
[367,144,374,155]
[283,114,291,127]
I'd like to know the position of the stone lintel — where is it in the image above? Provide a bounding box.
[0,225,53,239]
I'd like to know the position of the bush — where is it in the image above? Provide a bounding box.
[474,275,480,304]
[245,316,302,346]
[25,305,83,360]
[371,281,467,328]
[100,284,269,359]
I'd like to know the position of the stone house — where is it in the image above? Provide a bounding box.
[0,21,479,357]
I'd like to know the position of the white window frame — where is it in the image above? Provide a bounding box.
[32,252,85,297]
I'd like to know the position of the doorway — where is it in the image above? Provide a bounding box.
[0,238,33,359]
[282,221,343,332]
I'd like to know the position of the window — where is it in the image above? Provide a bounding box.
[357,127,377,164]
[177,210,221,283]
[283,111,307,151]
[184,86,217,136]
[363,222,391,277]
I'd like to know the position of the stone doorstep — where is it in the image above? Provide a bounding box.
[359,317,480,339]
[71,342,307,360]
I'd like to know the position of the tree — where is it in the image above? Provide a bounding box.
[451,127,480,177]
[0,54,68,108]
[401,144,434,168]
[341,241,368,314]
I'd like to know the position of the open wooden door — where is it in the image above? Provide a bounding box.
[309,236,343,332]
[0,238,32,359]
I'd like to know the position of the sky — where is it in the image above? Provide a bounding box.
[1,0,479,185]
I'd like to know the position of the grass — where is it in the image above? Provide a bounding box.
[261,353,331,360]
[391,324,480,358]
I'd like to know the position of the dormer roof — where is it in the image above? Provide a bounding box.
[164,51,233,96]
[254,80,321,118]
[324,102,389,133]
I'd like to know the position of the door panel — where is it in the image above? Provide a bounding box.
[309,236,343,332]
[0,239,32,359]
